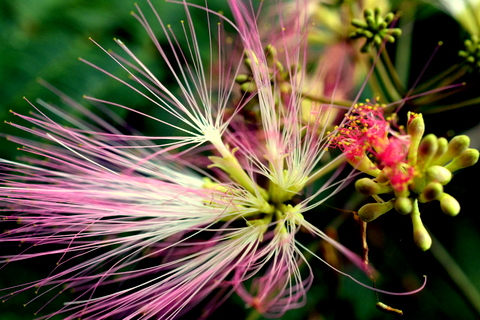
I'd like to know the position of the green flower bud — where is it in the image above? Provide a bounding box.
[348,153,381,177]
[355,178,392,196]
[439,193,461,216]
[407,112,425,164]
[351,18,368,28]
[394,197,413,215]
[433,135,470,166]
[411,200,432,251]
[417,134,438,170]
[265,44,277,58]
[375,171,389,183]
[444,148,479,172]
[235,74,250,83]
[358,199,394,222]
[418,182,443,203]
[434,137,448,159]
[426,165,452,185]
[240,81,257,93]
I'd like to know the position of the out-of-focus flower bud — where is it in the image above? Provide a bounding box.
[445,148,479,172]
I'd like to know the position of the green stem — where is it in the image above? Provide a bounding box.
[301,92,353,108]
[413,86,467,107]
[395,1,415,88]
[372,55,402,102]
[368,68,385,99]
[429,231,480,316]
[209,135,268,200]
[380,49,406,96]
[423,96,480,114]
[413,64,465,95]
[245,309,263,320]
[305,154,346,186]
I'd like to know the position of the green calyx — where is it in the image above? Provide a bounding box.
[349,8,402,53]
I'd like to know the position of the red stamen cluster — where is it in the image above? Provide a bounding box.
[329,100,413,192]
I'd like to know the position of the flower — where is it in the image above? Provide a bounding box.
[331,101,478,250]
[0,1,385,319]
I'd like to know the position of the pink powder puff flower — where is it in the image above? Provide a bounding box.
[0,1,425,319]
[329,100,414,191]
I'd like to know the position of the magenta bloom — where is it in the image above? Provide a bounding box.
[0,1,422,319]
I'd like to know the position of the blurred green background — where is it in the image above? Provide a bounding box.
[1,0,479,319]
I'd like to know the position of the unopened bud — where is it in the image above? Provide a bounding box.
[357,199,394,222]
[407,112,425,164]
[375,171,389,183]
[439,193,460,216]
[394,197,413,215]
[418,182,443,203]
[240,81,257,93]
[434,135,470,166]
[265,44,277,58]
[444,148,479,172]
[435,137,448,159]
[426,165,452,185]
[355,178,392,196]
[417,134,438,169]
[411,200,432,251]
[348,153,381,177]
[235,74,250,83]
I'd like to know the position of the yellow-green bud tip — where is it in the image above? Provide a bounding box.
[394,197,413,215]
[445,148,479,172]
[426,165,452,185]
[439,193,460,216]
[411,212,432,251]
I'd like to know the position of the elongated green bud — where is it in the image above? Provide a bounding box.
[434,137,448,160]
[444,148,479,172]
[411,200,432,251]
[426,165,452,185]
[434,135,470,166]
[355,178,392,196]
[348,153,381,177]
[407,112,425,164]
[439,193,460,216]
[235,74,250,83]
[240,81,257,93]
[418,182,443,203]
[394,197,413,215]
[358,199,394,222]
[417,134,438,170]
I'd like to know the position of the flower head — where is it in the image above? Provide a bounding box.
[0,1,383,319]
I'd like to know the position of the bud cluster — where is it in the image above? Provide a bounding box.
[331,104,479,250]
[458,34,480,71]
[349,8,402,53]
